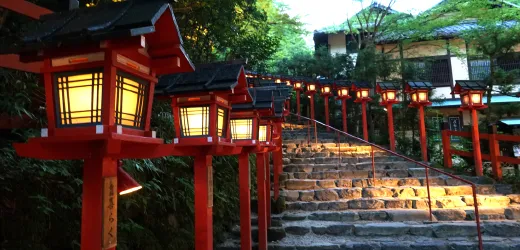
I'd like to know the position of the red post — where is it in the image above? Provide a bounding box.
[256,152,267,250]
[296,90,301,121]
[81,156,117,250]
[194,155,213,250]
[441,129,453,168]
[342,99,347,133]
[324,96,330,132]
[310,94,315,121]
[471,109,483,176]
[418,105,428,162]
[488,125,502,180]
[238,153,252,250]
[361,101,368,141]
[265,153,271,228]
[387,104,396,151]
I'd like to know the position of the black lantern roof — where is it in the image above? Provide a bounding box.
[453,80,487,94]
[3,1,181,53]
[351,81,372,89]
[406,82,434,90]
[335,80,353,88]
[232,88,274,111]
[376,82,401,93]
[255,86,292,99]
[317,78,334,86]
[156,63,248,95]
[273,97,286,117]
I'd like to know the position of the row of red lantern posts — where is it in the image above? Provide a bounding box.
[248,72,489,174]
[1,2,291,250]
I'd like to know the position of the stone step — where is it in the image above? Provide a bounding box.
[287,157,406,165]
[217,221,520,249]
[284,195,514,211]
[279,207,520,222]
[281,174,452,185]
[282,166,442,178]
[283,152,398,160]
[280,185,499,200]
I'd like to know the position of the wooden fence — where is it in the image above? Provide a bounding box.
[442,125,520,180]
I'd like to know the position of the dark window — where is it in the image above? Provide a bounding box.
[405,57,452,87]
[469,53,520,80]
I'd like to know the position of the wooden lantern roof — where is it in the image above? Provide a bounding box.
[232,88,274,111]
[351,81,372,91]
[452,80,487,94]
[317,78,334,86]
[1,0,194,75]
[405,82,433,92]
[376,82,401,93]
[334,80,352,89]
[156,62,251,103]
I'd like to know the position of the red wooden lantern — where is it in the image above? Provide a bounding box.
[452,80,487,110]
[452,80,488,177]
[334,80,351,133]
[405,82,434,162]
[376,82,401,151]
[5,2,194,250]
[318,79,334,130]
[285,77,293,87]
[351,82,372,140]
[305,81,318,95]
[157,62,251,250]
[274,75,283,84]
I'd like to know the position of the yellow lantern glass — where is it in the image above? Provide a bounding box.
[295,82,302,89]
[323,86,330,93]
[115,72,148,128]
[259,125,267,142]
[387,91,396,101]
[286,80,291,86]
[308,84,316,91]
[356,91,361,98]
[411,93,418,102]
[231,119,253,140]
[341,89,348,96]
[56,71,103,125]
[275,79,282,84]
[471,93,482,105]
[418,91,427,102]
[462,94,470,105]
[361,89,369,97]
[217,108,227,137]
[180,106,209,136]
[382,92,387,101]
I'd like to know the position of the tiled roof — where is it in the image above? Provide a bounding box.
[377,82,401,92]
[317,79,334,85]
[156,63,245,95]
[335,80,353,88]
[453,80,487,93]
[2,1,179,54]
[352,82,372,89]
[232,88,274,111]
[407,81,434,90]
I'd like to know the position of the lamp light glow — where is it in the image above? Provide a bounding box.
[418,92,427,102]
[387,91,396,101]
[411,93,418,102]
[180,106,209,136]
[259,125,267,142]
[471,93,482,105]
[117,164,142,195]
[231,119,253,140]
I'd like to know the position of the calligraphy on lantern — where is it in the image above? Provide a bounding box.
[103,177,117,249]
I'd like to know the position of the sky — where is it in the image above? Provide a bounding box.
[280,0,443,47]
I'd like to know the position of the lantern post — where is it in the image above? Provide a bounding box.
[319,79,334,131]
[376,82,400,151]
[352,82,372,141]
[452,80,488,176]
[335,81,351,133]
[306,81,318,122]
[5,2,194,250]
[293,78,304,121]
[405,82,434,162]
[158,62,251,250]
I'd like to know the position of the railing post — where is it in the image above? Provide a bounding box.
[338,132,341,167]
[424,166,433,222]
[488,124,502,180]
[441,122,453,168]
[472,184,484,250]
[371,146,376,186]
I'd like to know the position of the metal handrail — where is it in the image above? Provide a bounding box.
[287,112,483,250]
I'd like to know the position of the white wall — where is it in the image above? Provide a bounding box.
[434,86,453,99]
[450,56,470,99]
[328,33,346,54]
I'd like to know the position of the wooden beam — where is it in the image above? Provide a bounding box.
[0,54,42,73]
[0,0,53,20]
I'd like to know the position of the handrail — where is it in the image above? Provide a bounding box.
[287,112,483,250]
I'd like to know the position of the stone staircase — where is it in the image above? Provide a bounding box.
[218,129,520,249]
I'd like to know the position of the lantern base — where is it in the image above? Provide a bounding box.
[14,133,170,160]
[457,105,488,111]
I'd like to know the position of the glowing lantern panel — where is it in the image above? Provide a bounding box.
[259,125,267,142]
[471,93,482,105]
[217,108,227,137]
[231,119,253,140]
[180,106,210,136]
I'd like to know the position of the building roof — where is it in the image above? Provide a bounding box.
[499,118,520,126]
[351,82,372,90]
[432,95,520,108]
[376,82,401,93]
[317,78,335,86]
[453,80,487,94]
[156,63,248,95]
[1,0,194,74]
[335,80,353,88]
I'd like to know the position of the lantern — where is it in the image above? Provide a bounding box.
[294,81,303,91]
[405,82,433,107]
[230,111,259,142]
[376,82,400,105]
[259,120,273,145]
[6,2,195,250]
[306,82,317,94]
[321,85,332,95]
[452,80,487,110]
[274,75,283,84]
[351,82,372,103]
